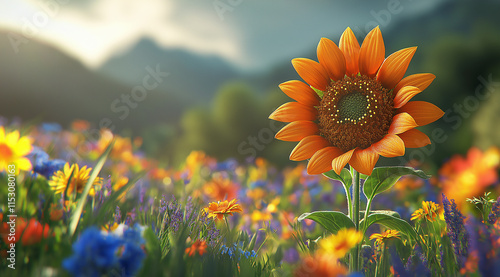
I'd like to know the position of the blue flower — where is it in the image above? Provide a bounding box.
[30,147,66,179]
[63,226,145,277]
[63,227,123,277]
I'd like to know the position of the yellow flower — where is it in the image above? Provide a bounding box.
[369,230,401,247]
[204,199,243,221]
[411,201,440,221]
[318,228,363,258]
[48,163,102,196]
[0,127,32,174]
[251,210,272,223]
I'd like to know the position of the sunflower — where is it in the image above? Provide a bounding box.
[0,127,33,174]
[270,26,444,175]
[204,199,243,221]
[48,163,102,196]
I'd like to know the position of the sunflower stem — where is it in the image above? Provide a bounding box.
[350,166,360,273]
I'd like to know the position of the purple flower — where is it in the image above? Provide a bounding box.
[442,194,469,267]
[488,196,500,224]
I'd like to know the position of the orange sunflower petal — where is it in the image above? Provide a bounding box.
[388,112,418,134]
[269,102,318,122]
[275,121,318,142]
[393,86,421,109]
[377,47,417,90]
[349,147,379,176]
[394,73,436,95]
[372,134,405,158]
[292,58,330,91]
[331,149,355,175]
[317,38,346,81]
[339,27,360,76]
[398,101,445,126]
[279,80,320,106]
[359,26,385,77]
[307,146,343,175]
[290,135,330,161]
[398,129,431,148]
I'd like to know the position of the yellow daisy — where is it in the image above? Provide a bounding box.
[0,127,33,174]
[48,163,102,196]
[318,228,363,258]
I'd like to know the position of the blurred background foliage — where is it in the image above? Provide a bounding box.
[1,0,500,168]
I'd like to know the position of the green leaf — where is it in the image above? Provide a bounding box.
[363,167,430,200]
[323,168,352,189]
[69,140,114,237]
[298,211,354,234]
[311,87,324,98]
[361,213,417,241]
[360,210,401,219]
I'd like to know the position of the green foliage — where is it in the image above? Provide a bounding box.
[361,214,417,242]
[298,211,354,234]
[363,167,430,200]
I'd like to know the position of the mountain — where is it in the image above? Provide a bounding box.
[0,30,188,133]
[98,39,241,103]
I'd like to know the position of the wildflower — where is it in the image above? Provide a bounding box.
[270,26,443,175]
[411,201,440,221]
[293,252,348,277]
[439,147,500,210]
[49,203,64,221]
[0,126,33,174]
[488,196,500,224]
[204,199,243,221]
[48,163,102,196]
[318,228,363,258]
[442,194,469,268]
[1,218,50,245]
[369,230,401,247]
[63,226,145,277]
[203,175,239,201]
[185,239,208,257]
[221,243,256,260]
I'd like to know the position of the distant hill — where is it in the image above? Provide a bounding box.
[98,38,241,103]
[0,30,188,133]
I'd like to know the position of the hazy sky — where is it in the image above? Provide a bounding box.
[0,0,448,71]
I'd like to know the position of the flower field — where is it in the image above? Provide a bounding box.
[2,4,500,275]
[1,119,500,276]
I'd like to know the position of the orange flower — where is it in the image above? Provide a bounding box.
[270,26,444,176]
[294,252,348,277]
[203,176,239,201]
[439,147,500,209]
[185,239,208,257]
[204,199,243,221]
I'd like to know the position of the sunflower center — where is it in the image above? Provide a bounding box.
[338,91,369,122]
[317,75,395,152]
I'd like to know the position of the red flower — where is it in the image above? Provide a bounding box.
[1,218,50,246]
